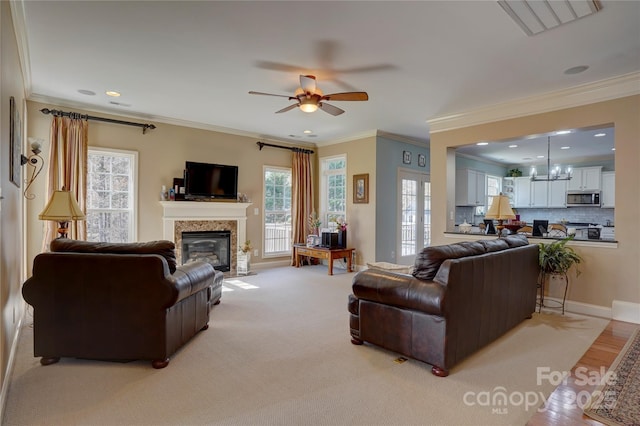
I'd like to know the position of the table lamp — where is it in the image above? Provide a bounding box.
[485,193,516,237]
[39,188,86,238]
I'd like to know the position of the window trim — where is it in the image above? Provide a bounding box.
[262,165,292,258]
[87,147,138,242]
[319,154,347,228]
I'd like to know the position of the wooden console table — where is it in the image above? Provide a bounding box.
[293,244,354,275]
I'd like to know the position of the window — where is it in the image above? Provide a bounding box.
[320,156,346,227]
[486,174,502,209]
[264,166,292,256]
[86,148,137,242]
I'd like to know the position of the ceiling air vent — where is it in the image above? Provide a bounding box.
[498,0,601,36]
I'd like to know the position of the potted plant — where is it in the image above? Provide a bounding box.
[538,236,583,313]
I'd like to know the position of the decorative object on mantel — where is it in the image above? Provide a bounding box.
[39,187,86,239]
[21,138,45,199]
[484,193,516,237]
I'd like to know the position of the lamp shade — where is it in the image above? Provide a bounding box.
[485,194,516,220]
[39,190,86,221]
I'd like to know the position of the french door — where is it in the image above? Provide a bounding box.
[397,170,431,265]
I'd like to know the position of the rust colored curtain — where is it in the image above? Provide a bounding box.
[42,116,88,251]
[291,150,314,264]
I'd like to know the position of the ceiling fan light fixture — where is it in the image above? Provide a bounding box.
[299,102,318,113]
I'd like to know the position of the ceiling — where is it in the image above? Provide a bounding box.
[15,1,640,150]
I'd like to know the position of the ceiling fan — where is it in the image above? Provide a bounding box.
[249,75,368,116]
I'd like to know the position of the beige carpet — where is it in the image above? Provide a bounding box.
[4,265,608,425]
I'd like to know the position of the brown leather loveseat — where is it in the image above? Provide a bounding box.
[22,239,224,368]
[349,234,539,377]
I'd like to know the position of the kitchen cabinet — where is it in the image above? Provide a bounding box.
[455,169,486,206]
[514,177,548,207]
[601,171,615,208]
[568,166,602,191]
[548,180,568,208]
[601,227,615,240]
[502,177,515,206]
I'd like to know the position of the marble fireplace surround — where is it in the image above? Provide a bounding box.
[160,201,251,271]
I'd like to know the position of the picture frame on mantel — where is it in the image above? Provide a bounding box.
[353,173,369,204]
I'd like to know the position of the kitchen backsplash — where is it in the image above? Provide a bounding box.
[456,206,614,226]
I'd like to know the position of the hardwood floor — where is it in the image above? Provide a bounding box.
[527,319,639,425]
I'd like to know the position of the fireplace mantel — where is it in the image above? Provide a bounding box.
[160,201,252,254]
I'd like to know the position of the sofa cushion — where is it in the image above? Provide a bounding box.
[503,234,529,248]
[50,239,178,273]
[479,238,509,252]
[412,241,485,281]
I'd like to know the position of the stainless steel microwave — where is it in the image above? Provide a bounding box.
[566,191,601,207]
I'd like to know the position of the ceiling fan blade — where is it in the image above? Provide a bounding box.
[275,104,299,114]
[319,102,345,116]
[323,92,369,101]
[249,91,292,99]
[300,75,317,93]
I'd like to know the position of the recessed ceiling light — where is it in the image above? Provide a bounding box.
[476,142,488,146]
[78,89,96,96]
[564,65,589,75]
[537,155,545,158]
[522,157,532,161]
[594,133,606,137]
[508,144,518,148]
[560,146,571,150]
[303,130,312,134]
[612,148,616,151]
[109,101,131,107]
[105,90,121,97]
[555,130,571,135]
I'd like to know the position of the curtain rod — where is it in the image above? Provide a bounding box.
[256,141,314,154]
[40,108,156,134]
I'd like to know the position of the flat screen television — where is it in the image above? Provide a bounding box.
[184,161,238,200]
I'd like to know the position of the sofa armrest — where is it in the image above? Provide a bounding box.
[168,261,218,304]
[352,269,446,315]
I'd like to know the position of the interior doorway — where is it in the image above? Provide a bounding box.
[397,170,431,265]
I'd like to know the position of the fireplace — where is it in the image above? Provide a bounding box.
[182,231,231,272]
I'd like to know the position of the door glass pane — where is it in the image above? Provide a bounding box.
[401,179,417,256]
[423,181,431,248]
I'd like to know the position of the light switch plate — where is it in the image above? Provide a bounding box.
[254,207,259,215]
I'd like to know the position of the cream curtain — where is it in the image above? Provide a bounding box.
[42,115,88,251]
[291,150,314,263]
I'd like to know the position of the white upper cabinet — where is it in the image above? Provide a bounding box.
[455,169,486,206]
[548,180,568,208]
[567,166,602,191]
[601,171,615,208]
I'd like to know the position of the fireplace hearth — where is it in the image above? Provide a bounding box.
[182,231,231,272]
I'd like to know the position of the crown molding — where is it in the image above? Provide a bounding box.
[10,0,31,96]
[313,129,378,147]
[377,131,429,147]
[27,93,317,147]
[427,72,640,133]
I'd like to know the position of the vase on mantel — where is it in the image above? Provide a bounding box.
[337,230,347,248]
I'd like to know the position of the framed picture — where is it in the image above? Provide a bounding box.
[9,96,22,188]
[353,173,369,204]
[403,150,411,164]
[418,154,426,167]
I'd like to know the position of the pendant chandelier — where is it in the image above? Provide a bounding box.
[530,136,572,181]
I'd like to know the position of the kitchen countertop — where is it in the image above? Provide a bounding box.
[445,231,617,244]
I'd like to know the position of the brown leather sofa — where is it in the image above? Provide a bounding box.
[349,234,539,377]
[22,239,224,368]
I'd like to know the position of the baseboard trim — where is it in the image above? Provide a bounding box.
[542,297,612,319]
[0,307,25,423]
[612,300,640,324]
